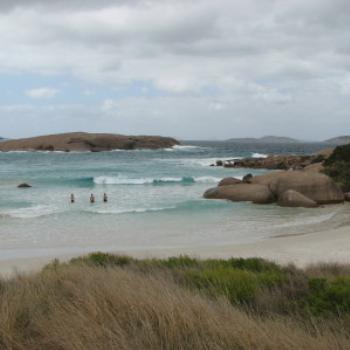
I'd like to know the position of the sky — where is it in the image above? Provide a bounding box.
[0,0,350,140]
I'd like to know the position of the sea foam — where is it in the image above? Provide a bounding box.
[2,205,59,219]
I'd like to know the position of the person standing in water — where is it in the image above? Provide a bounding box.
[70,193,75,203]
[90,193,95,203]
[103,193,108,203]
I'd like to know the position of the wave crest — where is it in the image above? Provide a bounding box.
[93,175,221,185]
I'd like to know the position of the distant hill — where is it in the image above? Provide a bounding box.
[226,136,300,144]
[323,136,350,145]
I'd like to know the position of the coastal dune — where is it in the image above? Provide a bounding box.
[0,132,179,152]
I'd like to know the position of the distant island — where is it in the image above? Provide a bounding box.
[323,136,350,145]
[226,136,300,144]
[0,132,179,152]
[225,135,350,145]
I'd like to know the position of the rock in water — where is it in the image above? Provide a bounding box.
[218,177,242,186]
[277,190,318,208]
[203,184,274,204]
[18,183,32,188]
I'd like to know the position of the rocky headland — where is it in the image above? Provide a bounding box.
[0,132,179,152]
[205,144,350,208]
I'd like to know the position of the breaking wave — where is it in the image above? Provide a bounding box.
[93,175,221,185]
[251,153,268,158]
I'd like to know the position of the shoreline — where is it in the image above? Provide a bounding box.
[1,223,350,276]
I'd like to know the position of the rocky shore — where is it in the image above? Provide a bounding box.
[205,145,349,208]
[211,149,333,171]
[0,132,179,152]
[204,171,344,208]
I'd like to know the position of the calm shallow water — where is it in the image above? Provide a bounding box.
[0,141,343,260]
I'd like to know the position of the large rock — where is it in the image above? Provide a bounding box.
[251,171,344,204]
[0,132,179,152]
[303,162,324,173]
[203,184,274,204]
[218,177,242,186]
[277,190,318,208]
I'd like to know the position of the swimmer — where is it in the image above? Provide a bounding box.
[103,193,108,203]
[90,193,95,203]
[70,193,75,203]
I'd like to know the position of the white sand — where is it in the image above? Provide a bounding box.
[1,224,350,276]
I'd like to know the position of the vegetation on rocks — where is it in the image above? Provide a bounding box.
[324,143,350,191]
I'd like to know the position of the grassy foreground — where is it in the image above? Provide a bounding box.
[0,254,350,349]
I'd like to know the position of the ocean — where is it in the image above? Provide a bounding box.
[0,141,344,260]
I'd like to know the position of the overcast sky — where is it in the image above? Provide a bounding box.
[0,0,349,140]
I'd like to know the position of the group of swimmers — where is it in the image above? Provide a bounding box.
[70,193,108,204]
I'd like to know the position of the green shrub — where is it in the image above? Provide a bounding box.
[306,277,350,316]
[324,144,350,191]
[70,252,135,267]
[184,267,259,304]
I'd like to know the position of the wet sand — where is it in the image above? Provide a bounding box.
[1,224,349,276]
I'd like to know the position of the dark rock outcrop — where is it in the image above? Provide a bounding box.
[0,132,179,152]
[223,154,326,170]
[277,190,318,208]
[242,173,253,183]
[18,183,32,188]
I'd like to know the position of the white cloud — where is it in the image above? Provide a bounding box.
[101,99,118,112]
[25,87,59,99]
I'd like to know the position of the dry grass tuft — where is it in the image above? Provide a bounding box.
[0,264,349,350]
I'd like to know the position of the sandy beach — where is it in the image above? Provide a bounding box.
[1,222,349,276]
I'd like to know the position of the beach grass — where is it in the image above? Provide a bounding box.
[0,254,350,349]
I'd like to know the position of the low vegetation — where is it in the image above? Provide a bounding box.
[0,254,350,349]
[324,143,350,191]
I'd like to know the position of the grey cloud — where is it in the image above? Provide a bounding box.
[0,0,140,12]
[1,0,350,139]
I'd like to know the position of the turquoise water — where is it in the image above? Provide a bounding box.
[0,142,343,260]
